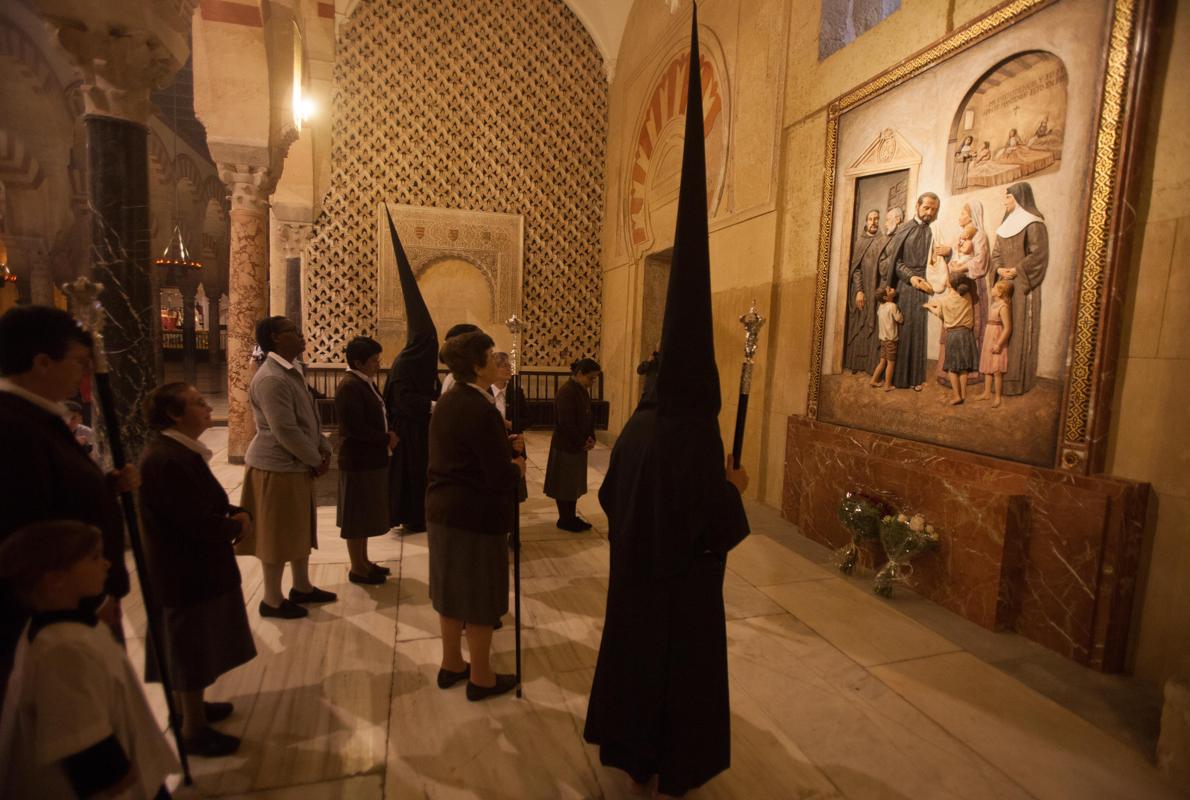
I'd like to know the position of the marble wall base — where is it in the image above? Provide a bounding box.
[782,416,1148,672]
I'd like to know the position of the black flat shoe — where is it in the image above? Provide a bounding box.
[369,563,392,576]
[556,518,586,533]
[288,586,338,604]
[259,599,307,619]
[574,518,593,531]
[466,674,517,702]
[437,664,471,689]
[349,569,386,585]
[183,726,241,757]
[203,701,233,723]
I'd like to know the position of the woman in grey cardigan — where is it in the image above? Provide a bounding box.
[237,316,336,619]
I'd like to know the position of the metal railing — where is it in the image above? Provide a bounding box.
[302,363,607,430]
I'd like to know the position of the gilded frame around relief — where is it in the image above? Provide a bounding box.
[805,0,1153,474]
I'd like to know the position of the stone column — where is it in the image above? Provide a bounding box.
[273,220,312,324]
[220,165,273,463]
[48,23,175,458]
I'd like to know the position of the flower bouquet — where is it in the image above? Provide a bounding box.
[834,490,890,574]
[874,512,940,597]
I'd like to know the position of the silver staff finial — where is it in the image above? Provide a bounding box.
[739,301,766,364]
[505,314,524,374]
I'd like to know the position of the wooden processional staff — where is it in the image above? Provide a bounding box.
[63,277,193,784]
[505,314,524,698]
[731,302,766,469]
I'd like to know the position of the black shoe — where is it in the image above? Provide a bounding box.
[574,518,593,531]
[349,569,386,585]
[556,518,586,533]
[466,674,517,702]
[402,525,426,535]
[288,586,338,604]
[259,599,308,619]
[494,618,504,631]
[437,664,471,689]
[369,562,392,576]
[203,701,234,723]
[183,726,241,757]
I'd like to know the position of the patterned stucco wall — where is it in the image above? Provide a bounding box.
[304,0,607,365]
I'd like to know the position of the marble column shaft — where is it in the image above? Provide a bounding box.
[87,114,156,458]
[222,166,273,462]
[180,272,198,387]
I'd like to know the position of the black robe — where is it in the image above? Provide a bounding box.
[384,361,436,531]
[887,219,935,388]
[584,404,749,796]
[0,391,128,693]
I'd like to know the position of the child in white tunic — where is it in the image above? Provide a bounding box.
[0,520,178,799]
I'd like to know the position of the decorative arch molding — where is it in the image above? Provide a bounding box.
[147,127,226,210]
[623,26,730,256]
[0,12,82,116]
[0,130,46,190]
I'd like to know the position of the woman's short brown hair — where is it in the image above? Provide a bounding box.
[144,382,190,430]
[439,331,495,384]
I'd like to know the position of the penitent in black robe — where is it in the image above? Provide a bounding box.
[584,403,749,796]
[384,361,436,532]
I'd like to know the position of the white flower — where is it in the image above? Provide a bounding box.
[909,514,925,532]
[896,513,908,523]
[926,524,935,534]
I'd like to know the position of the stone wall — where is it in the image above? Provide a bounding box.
[304,0,607,366]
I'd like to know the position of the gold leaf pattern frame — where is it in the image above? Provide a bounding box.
[806,0,1150,474]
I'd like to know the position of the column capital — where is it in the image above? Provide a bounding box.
[218,165,275,215]
[276,220,314,259]
[44,20,177,124]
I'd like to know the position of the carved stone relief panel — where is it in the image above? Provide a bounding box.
[376,203,523,358]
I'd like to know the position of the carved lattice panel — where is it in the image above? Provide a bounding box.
[304,0,607,365]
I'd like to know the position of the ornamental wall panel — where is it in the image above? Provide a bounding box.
[304,0,607,366]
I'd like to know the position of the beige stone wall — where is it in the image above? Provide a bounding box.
[1107,0,1190,687]
[602,0,1190,685]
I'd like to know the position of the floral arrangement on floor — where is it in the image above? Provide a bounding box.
[873,512,940,597]
[834,490,891,574]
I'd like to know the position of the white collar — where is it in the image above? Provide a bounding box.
[161,428,214,462]
[491,383,507,396]
[914,216,933,228]
[467,382,496,403]
[267,352,302,372]
[347,368,378,387]
[995,206,1045,239]
[0,377,69,420]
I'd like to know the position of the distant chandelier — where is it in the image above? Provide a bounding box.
[153,222,203,270]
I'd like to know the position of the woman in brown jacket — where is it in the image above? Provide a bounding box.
[335,336,397,585]
[544,358,600,532]
[427,331,526,701]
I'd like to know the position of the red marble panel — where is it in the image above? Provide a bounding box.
[783,415,1148,672]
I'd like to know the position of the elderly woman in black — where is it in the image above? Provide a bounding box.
[427,331,525,701]
[544,358,600,532]
[138,383,256,757]
[336,336,397,585]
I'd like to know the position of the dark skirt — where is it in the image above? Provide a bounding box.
[427,522,508,626]
[337,467,390,539]
[943,327,978,373]
[146,589,256,691]
[543,447,588,501]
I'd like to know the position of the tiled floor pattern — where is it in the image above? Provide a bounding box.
[115,430,1184,799]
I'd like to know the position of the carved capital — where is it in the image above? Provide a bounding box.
[218,165,274,216]
[277,221,314,259]
[45,20,176,123]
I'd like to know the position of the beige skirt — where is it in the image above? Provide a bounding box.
[235,467,317,563]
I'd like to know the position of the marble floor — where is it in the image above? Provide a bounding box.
[119,430,1185,799]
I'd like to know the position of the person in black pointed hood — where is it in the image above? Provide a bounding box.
[382,208,439,534]
[583,5,750,796]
